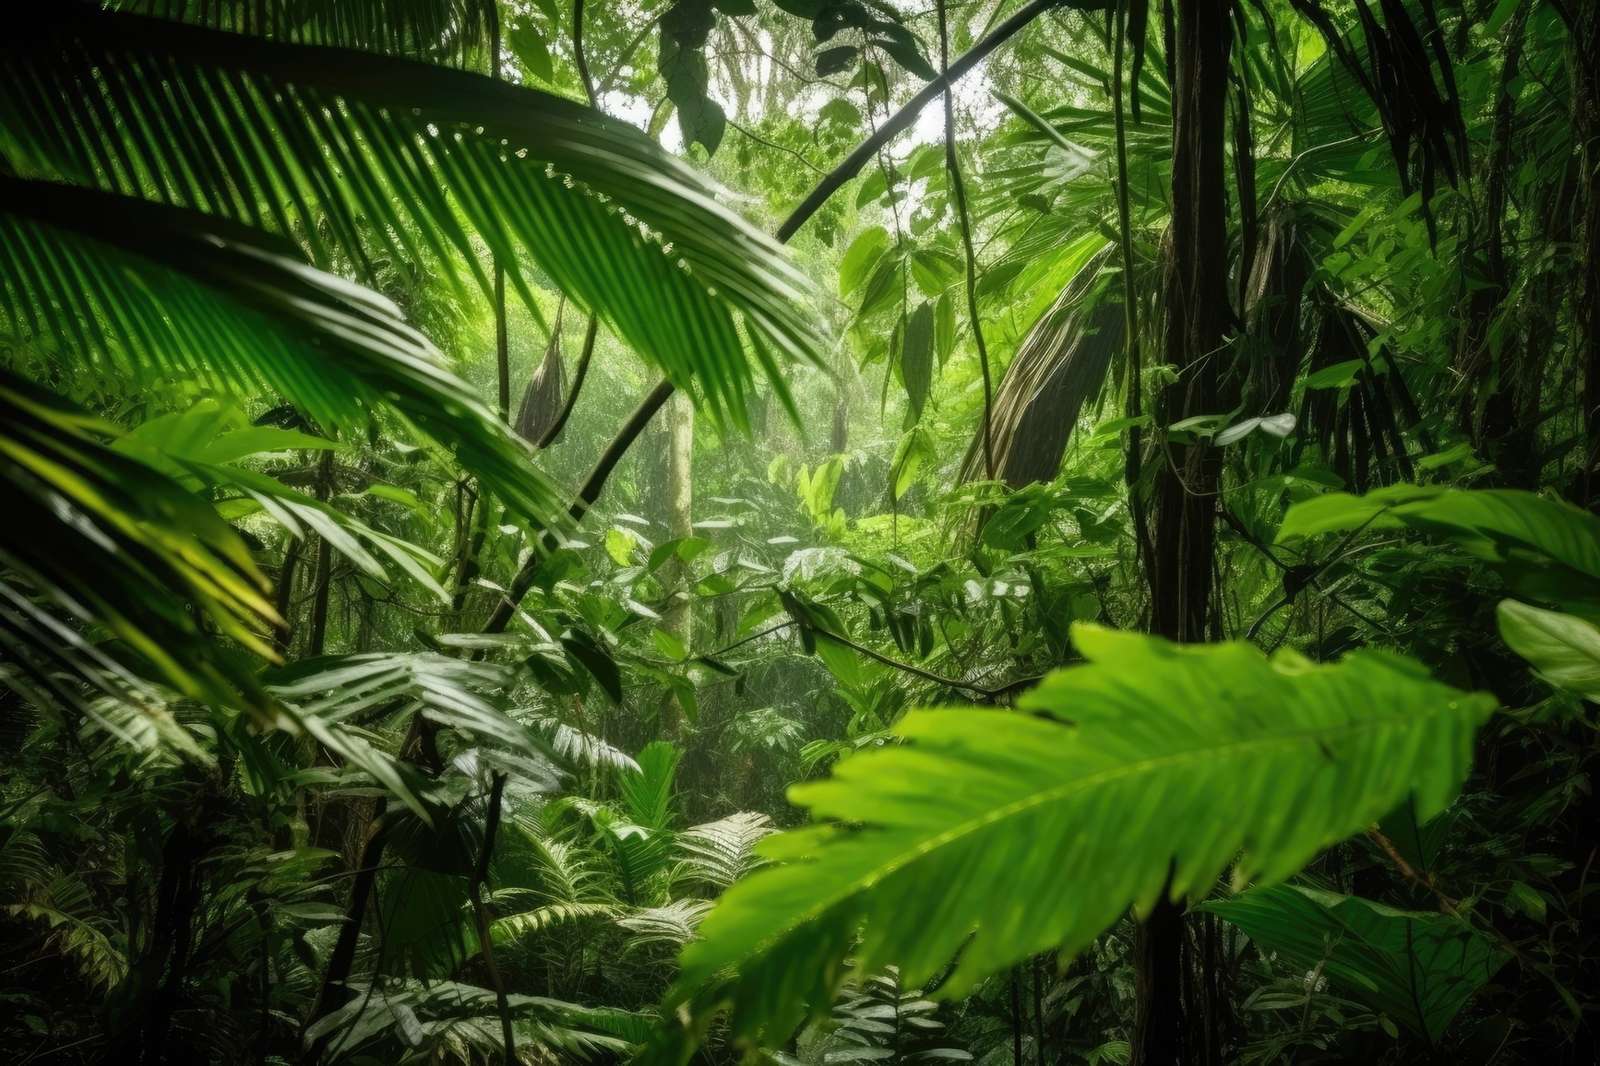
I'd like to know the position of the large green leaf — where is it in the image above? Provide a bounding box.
[0,178,565,526]
[1278,486,1600,618]
[645,624,1496,1059]
[1203,884,1506,1042]
[1495,600,1600,701]
[2,6,824,426]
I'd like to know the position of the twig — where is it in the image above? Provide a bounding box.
[812,623,1038,700]
[776,0,1072,243]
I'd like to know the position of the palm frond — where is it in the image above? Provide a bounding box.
[303,979,635,1062]
[531,715,642,775]
[107,0,498,65]
[621,741,682,831]
[619,898,714,951]
[492,900,621,946]
[645,623,1495,1061]
[2,7,825,426]
[113,399,451,601]
[0,177,564,525]
[266,652,558,818]
[0,371,276,717]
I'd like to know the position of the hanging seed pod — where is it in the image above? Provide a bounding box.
[514,302,565,444]
[959,247,1124,488]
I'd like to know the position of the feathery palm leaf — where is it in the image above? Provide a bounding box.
[0,177,565,525]
[106,0,498,64]
[675,812,774,891]
[619,899,715,952]
[645,623,1496,1060]
[1,6,825,426]
[0,371,276,717]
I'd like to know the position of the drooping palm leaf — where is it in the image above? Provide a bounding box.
[959,244,1122,487]
[106,0,498,65]
[1,6,825,426]
[644,623,1496,1061]
[0,371,277,716]
[112,399,451,601]
[0,177,565,526]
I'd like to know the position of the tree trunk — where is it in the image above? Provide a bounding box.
[1135,0,1233,1062]
[661,388,695,735]
[1460,0,1529,480]
[1573,2,1600,508]
[306,448,336,656]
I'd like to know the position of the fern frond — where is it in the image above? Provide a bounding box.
[493,901,620,945]
[619,899,714,951]
[675,812,773,891]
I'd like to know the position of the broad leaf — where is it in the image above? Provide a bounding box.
[1278,487,1600,618]
[1495,599,1600,701]
[646,624,1496,1059]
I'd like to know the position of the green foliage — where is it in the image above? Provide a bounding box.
[1,5,825,430]
[1495,601,1600,701]
[805,968,971,1066]
[648,624,1496,1059]
[1,1,1594,1062]
[0,372,276,720]
[1203,884,1507,1043]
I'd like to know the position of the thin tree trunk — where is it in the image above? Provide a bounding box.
[1573,2,1600,508]
[302,802,387,1064]
[661,388,694,735]
[1461,0,1529,479]
[306,448,336,656]
[467,772,515,1066]
[1009,967,1024,1066]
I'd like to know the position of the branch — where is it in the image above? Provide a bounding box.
[484,379,676,634]
[572,0,597,108]
[813,623,1036,700]
[776,0,1082,243]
